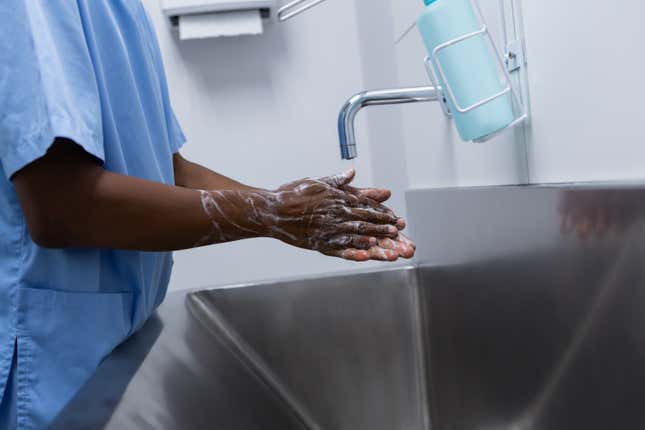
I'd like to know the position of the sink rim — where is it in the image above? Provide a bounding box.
[181,263,418,296]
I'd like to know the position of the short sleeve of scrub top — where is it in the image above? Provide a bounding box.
[0,1,186,428]
[0,2,105,179]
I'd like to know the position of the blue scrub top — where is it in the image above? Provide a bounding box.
[0,1,186,428]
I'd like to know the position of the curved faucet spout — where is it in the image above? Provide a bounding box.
[338,86,440,160]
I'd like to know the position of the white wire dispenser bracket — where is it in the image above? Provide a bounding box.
[422,0,529,143]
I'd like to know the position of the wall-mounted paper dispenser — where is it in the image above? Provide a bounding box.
[163,0,276,40]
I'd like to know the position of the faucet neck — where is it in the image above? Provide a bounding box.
[338,86,440,160]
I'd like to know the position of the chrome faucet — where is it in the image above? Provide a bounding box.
[338,85,442,160]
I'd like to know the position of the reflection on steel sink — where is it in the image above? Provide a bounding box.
[186,266,427,430]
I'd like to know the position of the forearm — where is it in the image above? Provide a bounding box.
[14,144,266,251]
[70,171,247,251]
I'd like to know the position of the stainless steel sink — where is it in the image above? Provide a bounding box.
[187,266,427,430]
[53,185,645,430]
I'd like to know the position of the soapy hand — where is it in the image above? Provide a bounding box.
[199,169,415,262]
[267,169,415,261]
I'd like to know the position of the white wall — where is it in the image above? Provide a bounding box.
[522,0,645,183]
[143,0,408,291]
[390,0,645,187]
[353,1,410,218]
[390,0,645,188]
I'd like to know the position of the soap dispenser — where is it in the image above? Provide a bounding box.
[417,0,514,141]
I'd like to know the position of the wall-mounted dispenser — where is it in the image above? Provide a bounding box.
[339,0,529,160]
[163,0,276,39]
[419,0,515,142]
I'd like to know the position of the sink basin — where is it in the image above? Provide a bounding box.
[53,185,645,430]
[52,259,645,430]
[187,266,427,430]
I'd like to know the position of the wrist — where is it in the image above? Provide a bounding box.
[246,189,280,238]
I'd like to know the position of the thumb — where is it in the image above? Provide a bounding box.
[355,188,392,203]
[324,168,356,188]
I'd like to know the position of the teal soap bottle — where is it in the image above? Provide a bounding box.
[417,0,514,141]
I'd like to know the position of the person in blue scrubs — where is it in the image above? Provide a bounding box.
[0,1,415,428]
